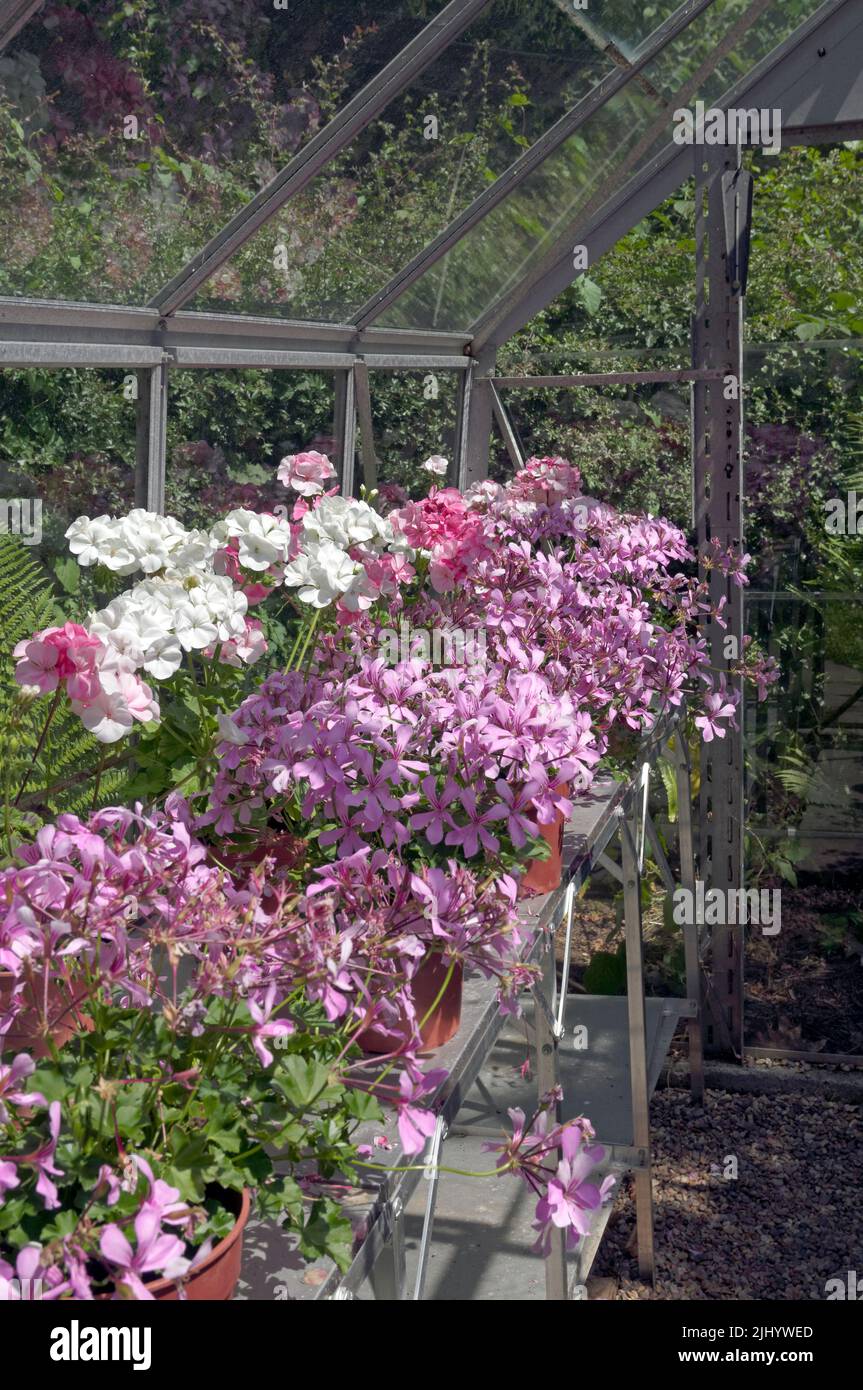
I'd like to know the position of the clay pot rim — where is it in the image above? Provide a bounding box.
[142,1186,251,1299]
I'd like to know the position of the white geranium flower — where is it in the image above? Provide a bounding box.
[283,540,360,608]
[301,496,392,549]
[65,515,115,567]
[217,509,292,572]
[66,509,214,579]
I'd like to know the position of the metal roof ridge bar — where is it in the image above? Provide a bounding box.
[351,0,718,330]
[148,0,493,318]
[0,0,43,51]
[0,341,165,368]
[171,346,356,370]
[472,0,854,350]
[360,353,470,370]
[491,368,725,387]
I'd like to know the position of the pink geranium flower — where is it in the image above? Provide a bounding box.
[278,450,337,497]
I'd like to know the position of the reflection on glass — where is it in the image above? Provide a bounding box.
[0,1,447,305]
[190,0,617,321]
[383,0,827,331]
[0,368,136,570]
[165,369,336,531]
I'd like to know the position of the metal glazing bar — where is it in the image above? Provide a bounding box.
[353,361,378,493]
[618,812,655,1282]
[170,347,355,370]
[471,0,778,351]
[150,0,494,315]
[361,354,470,371]
[489,381,524,470]
[0,0,42,50]
[0,343,165,369]
[354,0,719,329]
[334,369,357,498]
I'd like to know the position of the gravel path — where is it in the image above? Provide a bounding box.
[593,1085,863,1300]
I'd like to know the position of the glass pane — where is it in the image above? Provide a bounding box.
[491,373,691,524]
[383,0,830,331]
[367,369,459,498]
[744,339,863,1054]
[0,367,136,574]
[0,1,448,304]
[165,368,336,530]
[189,0,624,320]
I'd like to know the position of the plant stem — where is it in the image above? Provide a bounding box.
[14,686,62,806]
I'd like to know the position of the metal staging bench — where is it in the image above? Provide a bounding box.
[241,712,703,1301]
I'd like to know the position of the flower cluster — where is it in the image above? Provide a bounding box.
[13,622,159,744]
[88,572,250,681]
[283,494,415,615]
[0,802,528,1294]
[277,449,337,497]
[200,662,591,873]
[66,510,214,578]
[389,486,492,592]
[485,1096,615,1255]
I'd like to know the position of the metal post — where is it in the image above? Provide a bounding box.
[673,731,705,1103]
[458,348,495,489]
[135,362,168,514]
[693,144,746,1058]
[353,361,378,493]
[534,926,568,1299]
[333,368,357,497]
[413,1115,447,1301]
[369,1196,406,1302]
[619,810,655,1282]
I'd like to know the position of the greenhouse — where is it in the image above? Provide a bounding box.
[0,0,862,1332]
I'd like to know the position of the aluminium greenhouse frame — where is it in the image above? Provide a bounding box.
[1,0,863,1057]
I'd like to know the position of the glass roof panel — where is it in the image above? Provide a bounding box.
[380,0,832,333]
[0,0,449,304]
[186,0,646,321]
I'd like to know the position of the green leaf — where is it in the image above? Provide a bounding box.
[573,274,603,316]
[583,948,627,996]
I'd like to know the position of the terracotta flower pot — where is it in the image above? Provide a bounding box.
[358,955,463,1055]
[146,1187,251,1302]
[518,783,570,898]
[0,972,89,1057]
